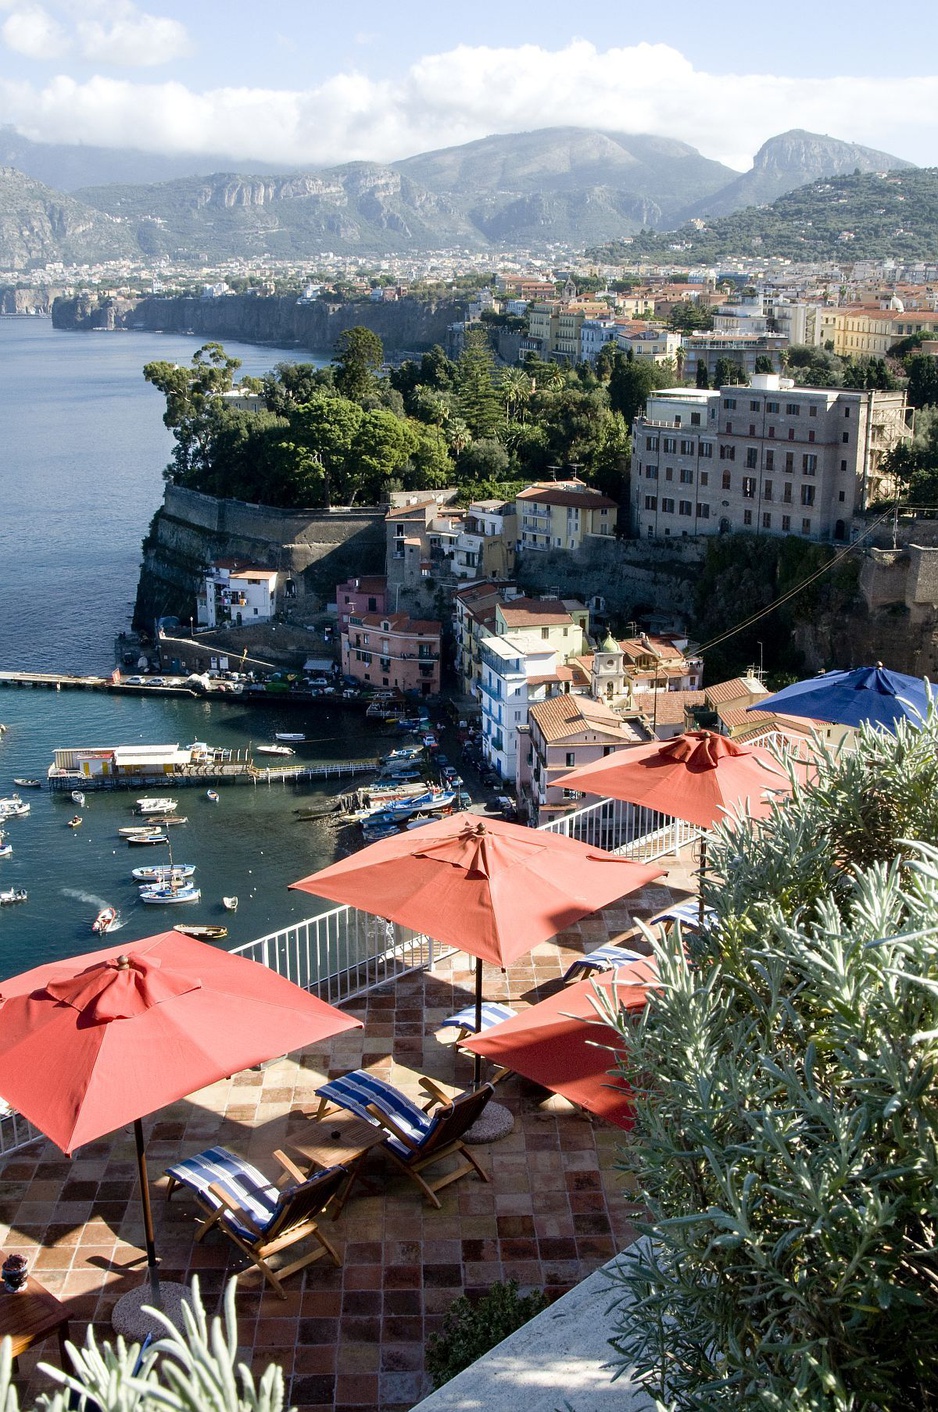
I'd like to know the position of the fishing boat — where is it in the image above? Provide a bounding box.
[139,883,202,905]
[222,895,239,911]
[206,789,220,803]
[143,815,188,827]
[71,790,86,806]
[380,745,424,764]
[134,797,178,815]
[68,815,82,828]
[0,888,27,905]
[255,744,294,757]
[126,831,169,846]
[173,923,228,941]
[0,798,29,818]
[132,863,196,882]
[274,733,306,743]
[91,906,118,934]
[0,843,11,859]
[12,778,41,789]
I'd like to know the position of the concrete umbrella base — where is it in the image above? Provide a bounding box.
[112,1279,188,1339]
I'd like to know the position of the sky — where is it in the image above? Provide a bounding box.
[0,0,936,172]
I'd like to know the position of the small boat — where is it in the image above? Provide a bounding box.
[275,733,306,742]
[12,778,41,789]
[68,815,83,828]
[0,843,11,859]
[222,895,239,911]
[71,790,86,806]
[255,744,294,757]
[380,746,424,764]
[139,884,202,905]
[134,797,178,814]
[92,906,118,934]
[127,831,169,846]
[132,863,196,882]
[0,798,29,818]
[142,815,188,827]
[119,825,161,837]
[173,923,228,941]
[206,790,220,803]
[0,887,27,905]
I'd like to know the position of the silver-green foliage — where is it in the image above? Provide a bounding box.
[607,716,938,1410]
[0,1280,290,1412]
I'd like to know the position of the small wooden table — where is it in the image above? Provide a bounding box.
[283,1111,388,1217]
[0,1255,70,1368]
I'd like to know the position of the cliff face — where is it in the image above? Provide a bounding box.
[52,291,460,353]
[0,285,65,315]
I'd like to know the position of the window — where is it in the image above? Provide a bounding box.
[842,431,850,443]
[726,421,733,434]
[691,412,701,426]
[743,509,753,526]
[645,465,658,479]
[662,497,675,513]
[768,425,776,438]
[765,450,775,470]
[764,480,773,500]
[782,514,791,531]
[783,482,793,503]
[838,490,846,502]
[565,752,576,767]
[699,471,709,487]
[749,424,757,437]
[766,400,780,413]
[801,484,815,506]
[808,429,816,442]
[645,435,659,450]
[844,407,850,418]
[803,454,817,475]
[699,442,713,457]
[724,397,737,409]
[680,468,694,484]
[697,502,710,519]
[802,518,812,534]
[762,512,772,529]
[722,470,732,490]
[750,400,760,412]
[679,500,692,516]
[663,436,677,453]
[840,459,848,472]
[746,447,758,468]
[541,627,549,639]
[785,453,794,472]
[644,495,657,511]
[809,405,817,417]
[665,467,674,481]
[786,403,801,416]
[788,428,796,440]
[680,439,695,454]
[719,444,736,461]
[742,477,756,498]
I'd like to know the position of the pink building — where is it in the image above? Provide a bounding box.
[341,611,441,696]
[336,576,388,633]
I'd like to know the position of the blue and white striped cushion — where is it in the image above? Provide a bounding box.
[653,902,715,931]
[563,946,646,980]
[439,1003,516,1033]
[315,1070,433,1157]
[166,1145,278,1240]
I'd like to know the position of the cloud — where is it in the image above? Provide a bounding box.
[0,0,190,68]
[0,39,935,169]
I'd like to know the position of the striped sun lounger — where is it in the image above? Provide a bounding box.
[562,945,648,982]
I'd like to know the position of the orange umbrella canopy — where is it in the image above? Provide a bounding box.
[291,815,665,969]
[0,931,362,1155]
[464,958,658,1129]
[554,730,793,831]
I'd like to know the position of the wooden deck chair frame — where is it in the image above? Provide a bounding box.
[367,1083,494,1208]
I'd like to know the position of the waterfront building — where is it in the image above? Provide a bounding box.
[341,611,441,695]
[453,581,522,701]
[494,596,590,655]
[336,575,388,633]
[630,374,912,543]
[478,635,573,782]
[198,562,279,628]
[515,481,618,552]
[520,695,648,823]
[385,491,463,599]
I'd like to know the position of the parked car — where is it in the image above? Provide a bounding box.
[123,675,144,685]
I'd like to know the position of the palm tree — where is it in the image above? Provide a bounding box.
[501,368,533,425]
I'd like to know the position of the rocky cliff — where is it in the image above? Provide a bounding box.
[0,285,66,315]
[52,291,461,353]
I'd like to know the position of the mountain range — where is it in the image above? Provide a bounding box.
[0,126,915,269]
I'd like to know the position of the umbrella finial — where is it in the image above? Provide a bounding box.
[116,955,132,970]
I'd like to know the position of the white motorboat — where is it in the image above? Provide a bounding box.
[222,895,239,911]
[139,883,201,905]
[275,733,306,742]
[134,797,178,814]
[92,906,119,934]
[132,863,196,882]
[255,744,294,757]
[0,843,11,858]
[0,797,29,818]
[71,790,86,806]
[206,789,220,803]
[0,887,27,905]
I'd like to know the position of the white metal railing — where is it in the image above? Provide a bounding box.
[0,1104,42,1158]
[538,796,702,861]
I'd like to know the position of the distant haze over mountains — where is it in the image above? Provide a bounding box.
[0,125,915,268]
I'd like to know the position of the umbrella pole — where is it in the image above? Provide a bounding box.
[698,836,707,932]
[133,1118,163,1308]
[473,956,483,1089]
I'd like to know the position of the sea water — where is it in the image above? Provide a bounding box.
[0,319,384,975]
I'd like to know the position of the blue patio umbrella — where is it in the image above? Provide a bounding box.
[748,664,935,732]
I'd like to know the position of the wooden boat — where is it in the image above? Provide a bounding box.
[206,790,220,803]
[71,790,86,806]
[222,895,239,911]
[275,733,306,742]
[139,883,201,905]
[92,906,118,934]
[119,825,162,837]
[132,863,196,882]
[0,887,27,905]
[173,923,228,941]
[12,778,41,789]
[127,831,168,846]
[142,815,187,827]
[68,815,83,828]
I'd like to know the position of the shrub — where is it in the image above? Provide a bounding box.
[425,1279,550,1388]
[605,715,938,1410]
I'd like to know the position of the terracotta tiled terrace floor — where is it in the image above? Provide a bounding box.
[0,860,695,1412]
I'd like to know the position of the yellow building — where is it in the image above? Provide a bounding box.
[515,482,617,552]
[821,305,938,358]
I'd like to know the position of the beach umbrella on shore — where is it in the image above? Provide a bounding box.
[291,815,664,1084]
[0,931,361,1324]
[748,664,934,733]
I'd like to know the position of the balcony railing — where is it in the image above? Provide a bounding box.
[538,796,701,861]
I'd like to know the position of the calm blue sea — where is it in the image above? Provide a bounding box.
[0,320,385,976]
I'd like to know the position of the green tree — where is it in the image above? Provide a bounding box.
[695,361,710,388]
[332,326,384,403]
[753,354,774,374]
[288,392,363,506]
[349,408,418,502]
[668,301,714,332]
[262,361,333,414]
[455,326,502,438]
[402,422,454,490]
[712,356,746,387]
[143,341,242,480]
[607,352,672,424]
[906,353,938,409]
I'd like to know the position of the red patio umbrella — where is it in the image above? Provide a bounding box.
[463,957,659,1128]
[555,731,796,926]
[291,815,665,1082]
[0,931,361,1303]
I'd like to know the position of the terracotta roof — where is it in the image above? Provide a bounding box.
[704,677,768,706]
[356,612,440,634]
[517,486,618,511]
[619,636,687,665]
[527,665,574,686]
[498,598,575,628]
[340,576,387,594]
[529,694,640,744]
[647,690,707,725]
